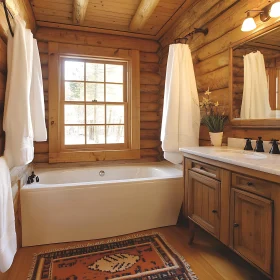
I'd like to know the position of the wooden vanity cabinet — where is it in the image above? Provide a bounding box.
[188,170,220,238]
[184,155,280,279]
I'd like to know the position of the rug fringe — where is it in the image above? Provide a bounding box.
[27,231,199,280]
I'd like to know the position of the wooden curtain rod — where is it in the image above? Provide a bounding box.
[0,0,14,37]
[174,28,208,44]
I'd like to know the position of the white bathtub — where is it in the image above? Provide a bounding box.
[21,162,183,247]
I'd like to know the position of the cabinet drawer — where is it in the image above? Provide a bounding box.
[232,173,272,198]
[191,160,220,180]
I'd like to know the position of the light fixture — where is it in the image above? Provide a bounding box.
[241,1,280,32]
[241,12,257,32]
[269,1,280,17]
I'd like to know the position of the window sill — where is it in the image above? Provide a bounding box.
[49,149,140,163]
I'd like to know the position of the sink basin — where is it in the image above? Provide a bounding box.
[214,149,267,160]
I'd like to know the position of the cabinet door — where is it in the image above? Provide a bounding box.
[188,170,220,238]
[231,188,273,274]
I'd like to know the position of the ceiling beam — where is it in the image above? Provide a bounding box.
[129,0,160,32]
[73,0,89,25]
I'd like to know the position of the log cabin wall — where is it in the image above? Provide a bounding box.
[158,0,280,145]
[34,27,162,163]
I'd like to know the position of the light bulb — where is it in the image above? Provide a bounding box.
[269,1,280,18]
[241,17,257,32]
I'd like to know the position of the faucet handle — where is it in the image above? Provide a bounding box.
[269,139,280,154]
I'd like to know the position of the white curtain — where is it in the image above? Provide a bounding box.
[161,44,200,164]
[240,51,271,119]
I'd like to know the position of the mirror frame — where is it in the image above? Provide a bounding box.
[229,21,280,128]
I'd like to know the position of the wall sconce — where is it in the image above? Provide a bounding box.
[241,12,257,32]
[241,1,280,32]
[270,1,280,17]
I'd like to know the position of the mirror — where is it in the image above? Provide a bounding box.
[230,26,280,127]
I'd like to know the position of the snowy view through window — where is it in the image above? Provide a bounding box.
[63,60,126,146]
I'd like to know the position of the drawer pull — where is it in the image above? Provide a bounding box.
[212,210,217,214]
[233,223,239,228]
[247,182,254,186]
[200,166,205,170]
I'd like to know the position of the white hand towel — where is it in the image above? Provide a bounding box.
[30,39,47,142]
[161,44,200,164]
[0,157,17,272]
[3,16,34,167]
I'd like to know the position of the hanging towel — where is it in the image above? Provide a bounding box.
[0,157,17,273]
[3,16,34,167]
[240,51,271,119]
[30,39,47,141]
[161,44,200,164]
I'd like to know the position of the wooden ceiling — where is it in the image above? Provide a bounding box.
[30,0,194,39]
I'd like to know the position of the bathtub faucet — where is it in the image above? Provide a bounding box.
[27,171,40,184]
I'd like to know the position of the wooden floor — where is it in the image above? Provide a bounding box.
[0,225,268,280]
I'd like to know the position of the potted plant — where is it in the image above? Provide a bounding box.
[199,88,228,146]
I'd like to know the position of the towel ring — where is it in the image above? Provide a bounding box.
[0,0,14,37]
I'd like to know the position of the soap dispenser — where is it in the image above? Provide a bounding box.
[269,139,280,154]
[254,137,264,152]
[244,138,253,151]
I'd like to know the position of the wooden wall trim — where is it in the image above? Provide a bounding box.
[35,27,160,53]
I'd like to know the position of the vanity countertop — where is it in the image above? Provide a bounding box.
[179,146,280,177]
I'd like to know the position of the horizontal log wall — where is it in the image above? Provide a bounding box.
[159,0,280,145]
[34,27,162,163]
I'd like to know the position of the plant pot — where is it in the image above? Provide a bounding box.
[209,132,223,146]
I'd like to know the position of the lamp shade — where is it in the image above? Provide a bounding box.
[270,1,280,18]
[241,17,257,32]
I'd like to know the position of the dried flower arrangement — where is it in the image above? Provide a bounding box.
[199,88,228,133]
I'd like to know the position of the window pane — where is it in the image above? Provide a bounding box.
[65,126,85,145]
[65,61,84,81]
[86,126,105,144]
[86,105,105,124]
[65,82,84,101]
[86,83,104,102]
[86,63,104,82]
[65,105,85,124]
[106,64,123,83]
[106,84,123,102]
[106,125,124,143]
[106,105,124,124]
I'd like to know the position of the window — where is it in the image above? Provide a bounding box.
[48,42,140,163]
[61,58,128,149]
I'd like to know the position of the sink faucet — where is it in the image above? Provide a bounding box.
[244,138,253,151]
[254,137,264,152]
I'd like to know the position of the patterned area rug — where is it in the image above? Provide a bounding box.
[28,233,198,280]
